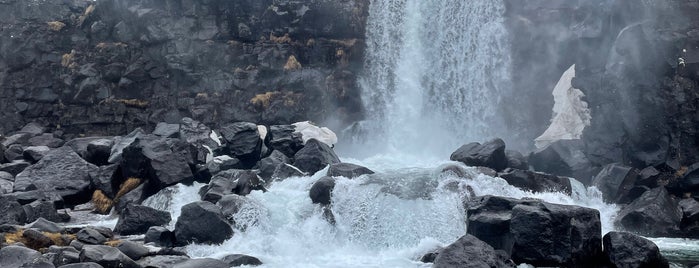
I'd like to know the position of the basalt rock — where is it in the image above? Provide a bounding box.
[114,204,171,235]
[602,232,668,268]
[450,139,508,171]
[79,245,140,268]
[498,168,572,195]
[267,125,305,158]
[327,163,374,178]
[174,201,233,246]
[293,139,340,174]
[218,122,262,168]
[432,234,514,268]
[591,163,639,203]
[615,187,682,237]
[221,254,263,267]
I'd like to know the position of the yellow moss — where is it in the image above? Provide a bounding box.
[92,190,114,214]
[104,240,122,247]
[79,5,95,26]
[47,21,66,31]
[284,55,302,71]
[115,177,142,200]
[61,50,76,68]
[250,92,280,109]
[270,33,292,44]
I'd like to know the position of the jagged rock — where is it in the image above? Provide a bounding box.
[528,140,596,184]
[201,169,264,202]
[309,176,336,205]
[1,177,13,194]
[257,150,290,180]
[450,139,508,171]
[218,122,262,167]
[14,147,97,206]
[116,241,150,261]
[114,183,146,213]
[108,129,145,164]
[64,138,113,160]
[0,160,31,176]
[216,194,263,230]
[20,123,46,136]
[205,155,241,176]
[137,255,189,268]
[69,240,85,251]
[498,168,572,194]
[89,164,121,199]
[505,150,528,170]
[153,123,180,138]
[28,134,64,149]
[174,201,233,246]
[114,204,171,235]
[271,163,306,180]
[591,163,639,203]
[603,232,668,268]
[5,144,25,162]
[432,234,513,268]
[292,121,338,147]
[85,139,114,166]
[467,195,602,266]
[76,228,107,245]
[46,245,80,266]
[23,146,50,163]
[120,135,193,189]
[23,199,61,223]
[27,218,63,233]
[221,254,262,267]
[172,258,228,268]
[267,125,304,158]
[0,245,43,268]
[0,195,27,225]
[327,163,374,178]
[179,118,221,165]
[144,226,175,248]
[679,198,699,236]
[79,245,139,268]
[615,187,682,237]
[637,166,661,187]
[293,139,340,174]
[2,133,33,148]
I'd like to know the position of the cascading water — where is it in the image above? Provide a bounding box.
[350,0,512,156]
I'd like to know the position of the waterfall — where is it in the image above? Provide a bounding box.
[352,0,512,156]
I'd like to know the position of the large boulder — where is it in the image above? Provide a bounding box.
[528,139,596,184]
[0,245,43,268]
[89,164,122,199]
[615,187,682,237]
[79,245,139,268]
[178,118,221,164]
[432,234,513,268]
[293,139,340,174]
[107,129,145,164]
[682,162,699,191]
[0,194,28,225]
[23,199,62,223]
[116,241,151,261]
[46,245,80,266]
[327,163,374,178]
[271,163,307,180]
[498,168,572,194]
[257,150,290,180]
[467,195,602,266]
[205,155,242,176]
[221,254,262,267]
[84,139,114,166]
[505,150,528,170]
[23,146,50,163]
[114,204,171,235]
[136,255,189,268]
[28,134,64,148]
[680,198,699,235]
[1,177,13,194]
[218,122,262,167]
[292,121,338,147]
[76,228,107,245]
[450,139,508,171]
[267,125,304,158]
[14,147,97,205]
[591,163,639,203]
[144,226,175,248]
[201,170,264,203]
[603,232,668,268]
[120,135,193,189]
[174,201,233,246]
[152,122,180,138]
[0,160,31,176]
[309,176,336,205]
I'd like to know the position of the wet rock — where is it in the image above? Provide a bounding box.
[293,139,340,174]
[27,218,63,233]
[136,255,189,268]
[201,169,264,202]
[46,245,80,266]
[172,258,228,268]
[0,195,27,225]
[65,138,113,161]
[221,254,262,267]
[28,134,64,149]
[498,168,572,194]
[120,135,193,189]
[14,147,97,206]
[179,118,221,165]
[327,163,374,178]
[116,241,150,261]
[218,122,262,167]
[467,195,602,266]
[257,150,290,180]
[85,139,114,166]
[292,121,338,147]
[152,123,180,138]
[432,234,513,268]
[89,164,121,199]
[528,140,596,184]
[114,204,171,235]
[419,248,442,263]
[271,163,306,180]
[205,155,241,176]
[603,232,668,268]
[23,146,50,163]
[0,160,32,176]
[76,228,107,245]
[114,183,146,213]
[309,176,336,205]
[0,245,43,268]
[679,198,699,235]
[615,187,682,237]
[450,139,508,171]
[267,125,304,158]
[79,245,139,268]
[2,133,33,148]
[108,129,145,164]
[637,166,661,187]
[683,162,699,191]
[23,199,61,223]
[505,150,528,170]
[144,226,175,248]
[174,201,233,246]
[591,163,638,203]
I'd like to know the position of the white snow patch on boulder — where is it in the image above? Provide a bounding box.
[292,121,338,147]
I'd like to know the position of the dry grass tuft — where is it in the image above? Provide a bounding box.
[114,99,149,108]
[250,91,280,109]
[115,177,142,199]
[47,21,66,31]
[4,229,24,244]
[61,50,76,68]
[92,190,114,214]
[104,240,123,247]
[284,55,302,71]
[270,33,292,44]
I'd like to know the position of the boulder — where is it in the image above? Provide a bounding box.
[27,218,63,233]
[292,121,338,147]
[116,241,150,261]
[65,137,113,161]
[450,139,508,171]
[19,122,46,136]
[327,163,374,178]
[467,195,602,266]
[637,166,661,187]
[683,162,699,190]
[174,201,233,246]
[432,234,513,268]
[498,168,572,194]
[46,245,80,266]
[23,146,50,163]
[76,228,107,245]
[144,226,175,248]
[309,176,336,205]
[107,129,145,164]
[1,177,13,194]
[120,136,193,189]
[216,194,263,230]
[2,133,32,147]
[114,204,171,235]
[113,183,146,213]
[505,150,528,170]
[23,199,61,223]
[591,163,638,203]
[79,245,139,268]
[57,263,104,268]
[14,147,97,206]
[136,255,189,268]
[218,122,262,167]
[85,139,114,166]
[205,155,241,176]
[271,163,306,180]
[89,164,121,199]
[615,187,682,237]
[0,160,31,176]
[0,245,43,268]
[178,118,221,164]
[152,123,180,138]
[528,139,596,184]
[22,228,55,249]
[5,144,25,161]
[0,195,27,224]
[28,134,64,148]
[201,169,264,202]
[221,254,262,267]
[266,125,304,158]
[680,198,699,236]
[293,139,340,174]
[1,170,14,181]
[172,258,229,268]
[603,232,668,268]
[257,150,290,180]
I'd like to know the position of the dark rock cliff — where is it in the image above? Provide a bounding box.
[0,0,368,137]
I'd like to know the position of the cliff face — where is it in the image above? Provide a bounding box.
[505,0,699,167]
[0,0,368,136]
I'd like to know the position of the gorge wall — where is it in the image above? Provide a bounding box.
[0,0,368,137]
